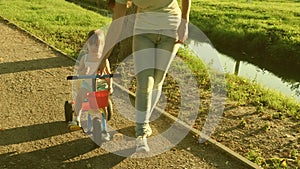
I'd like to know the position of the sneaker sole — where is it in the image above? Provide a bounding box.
[136,147,149,153]
[69,125,82,131]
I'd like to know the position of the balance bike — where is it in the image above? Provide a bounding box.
[64,74,114,145]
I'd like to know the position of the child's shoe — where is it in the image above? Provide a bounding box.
[68,120,81,131]
[101,131,111,141]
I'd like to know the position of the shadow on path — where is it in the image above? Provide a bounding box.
[0,121,127,169]
[0,121,69,146]
[0,137,127,169]
[0,57,74,75]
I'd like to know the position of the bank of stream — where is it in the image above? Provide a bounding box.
[198,42,300,102]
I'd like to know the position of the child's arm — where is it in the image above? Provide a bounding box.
[98,59,113,93]
[76,55,89,75]
[76,56,85,75]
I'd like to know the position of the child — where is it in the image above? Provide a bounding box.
[68,29,112,140]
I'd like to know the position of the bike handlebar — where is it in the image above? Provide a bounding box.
[67,74,119,80]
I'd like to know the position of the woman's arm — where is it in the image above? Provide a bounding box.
[181,0,191,21]
[98,2,127,73]
[177,0,191,43]
[112,1,127,20]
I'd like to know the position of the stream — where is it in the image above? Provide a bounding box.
[188,41,300,102]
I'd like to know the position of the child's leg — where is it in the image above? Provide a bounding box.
[75,87,89,117]
[69,87,90,130]
[101,107,110,141]
[102,107,109,130]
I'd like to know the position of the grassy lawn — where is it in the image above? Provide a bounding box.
[190,0,300,63]
[0,0,111,57]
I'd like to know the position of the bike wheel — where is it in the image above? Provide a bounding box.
[92,117,102,146]
[64,101,73,122]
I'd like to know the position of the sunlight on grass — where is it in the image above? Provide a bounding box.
[0,0,111,57]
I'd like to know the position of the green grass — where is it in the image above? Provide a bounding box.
[226,74,300,119]
[190,0,300,65]
[0,0,110,57]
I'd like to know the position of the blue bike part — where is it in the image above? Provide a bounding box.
[101,113,107,132]
[87,113,92,133]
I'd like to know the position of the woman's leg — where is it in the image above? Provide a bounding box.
[133,33,156,137]
[133,32,179,137]
[149,32,179,116]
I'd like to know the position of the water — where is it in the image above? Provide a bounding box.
[219,53,300,102]
[188,41,300,102]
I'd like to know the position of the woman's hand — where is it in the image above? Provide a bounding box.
[97,59,107,75]
[177,19,189,44]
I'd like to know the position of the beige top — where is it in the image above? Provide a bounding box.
[116,0,181,30]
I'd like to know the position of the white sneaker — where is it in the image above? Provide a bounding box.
[136,123,153,137]
[136,136,149,153]
[101,131,110,141]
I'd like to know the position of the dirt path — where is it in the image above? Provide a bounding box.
[0,20,254,169]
